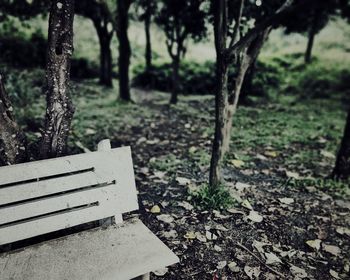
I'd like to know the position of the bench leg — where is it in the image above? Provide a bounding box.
[132,273,150,280]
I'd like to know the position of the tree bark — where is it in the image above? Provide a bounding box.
[0,73,27,165]
[305,11,317,64]
[144,6,152,71]
[40,0,75,159]
[209,0,228,187]
[332,108,350,180]
[170,56,180,104]
[117,0,132,102]
[94,21,113,87]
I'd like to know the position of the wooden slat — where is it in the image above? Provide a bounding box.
[0,147,128,186]
[0,219,179,280]
[0,172,112,206]
[0,184,120,225]
[0,147,139,244]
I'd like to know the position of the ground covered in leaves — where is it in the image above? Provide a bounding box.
[64,87,349,280]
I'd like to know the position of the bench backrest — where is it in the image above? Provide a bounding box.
[0,146,138,245]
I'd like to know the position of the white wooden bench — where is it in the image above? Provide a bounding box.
[0,139,178,280]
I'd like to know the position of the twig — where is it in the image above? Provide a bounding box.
[236,242,286,278]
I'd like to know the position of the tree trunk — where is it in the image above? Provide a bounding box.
[209,0,228,187]
[144,8,152,71]
[0,73,27,165]
[170,56,180,104]
[95,21,113,87]
[305,12,317,64]
[332,108,350,180]
[40,0,75,159]
[117,0,132,101]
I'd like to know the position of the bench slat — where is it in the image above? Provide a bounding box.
[0,183,121,225]
[0,148,124,186]
[0,147,139,245]
[0,219,179,280]
[0,172,113,206]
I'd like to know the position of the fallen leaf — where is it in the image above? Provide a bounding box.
[244,265,261,279]
[289,264,307,278]
[156,214,174,224]
[253,240,270,254]
[227,208,245,215]
[247,211,263,223]
[195,232,207,242]
[286,171,300,179]
[230,159,245,168]
[265,252,282,265]
[214,245,222,252]
[228,261,240,273]
[321,150,335,159]
[329,269,340,279]
[264,151,278,158]
[336,227,350,237]
[150,205,161,214]
[184,231,196,240]
[306,239,321,251]
[206,231,218,240]
[178,201,194,210]
[278,197,294,205]
[322,244,341,256]
[217,261,227,270]
[241,199,253,210]
[162,230,178,239]
[176,177,191,186]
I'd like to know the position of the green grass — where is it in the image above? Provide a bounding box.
[190,183,236,211]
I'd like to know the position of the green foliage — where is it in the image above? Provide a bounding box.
[285,178,350,198]
[190,183,235,211]
[149,154,181,173]
[132,60,216,94]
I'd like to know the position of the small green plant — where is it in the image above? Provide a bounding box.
[190,183,236,211]
[149,154,182,173]
[284,178,350,198]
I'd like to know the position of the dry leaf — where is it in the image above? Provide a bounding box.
[242,199,253,210]
[253,240,270,254]
[329,269,340,279]
[322,244,341,256]
[217,261,227,270]
[228,261,240,273]
[290,264,308,278]
[176,177,191,186]
[244,265,261,279]
[278,197,294,205]
[156,214,174,224]
[178,201,194,210]
[306,239,321,251]
[184,231,196,240]
[265,252,282,265]
[264,151,278,157]
[247,211,263,223]
[230,159,245,168]
[150,205,161,214]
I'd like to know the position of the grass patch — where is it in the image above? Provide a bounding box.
[190,183,236,211]
[284,178,350,198]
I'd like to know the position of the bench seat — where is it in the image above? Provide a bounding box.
[0,219,179,280]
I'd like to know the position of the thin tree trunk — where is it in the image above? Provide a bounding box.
[0,73,27,165]
[144,8,152,71]
[209,0,228,187]
[95,21,113,87]
[40,0,75,159]
[117,0,132,101]
[170,56,180,104]
[332,108,350,180]
[305,12,317,64]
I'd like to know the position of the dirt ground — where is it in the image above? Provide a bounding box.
[108,91,350,280]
